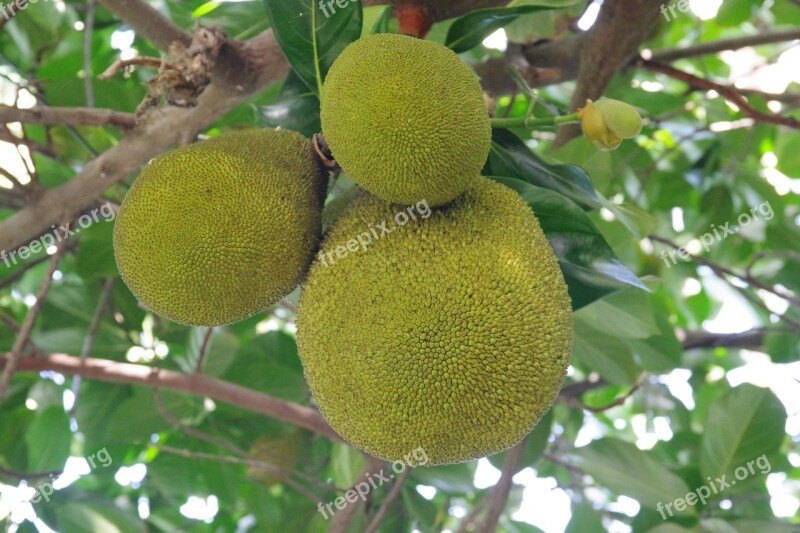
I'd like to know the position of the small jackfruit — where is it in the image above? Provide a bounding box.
[114,129,327,327]
[320,33,491,207]
[579,98,642,151]
[247,431,304,487]
[297,178,573,465]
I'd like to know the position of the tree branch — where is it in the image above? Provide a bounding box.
[97,0,191,52]
[0,30,289,256]
[0,353,341,441]
[329,456,387,533]
[483,439,525,531]
[555,0,662,146]
[364,469,411,533]
[649,28,800,62]
[0,104,137,129]
[0,246,64,404]
[638,59,800,130]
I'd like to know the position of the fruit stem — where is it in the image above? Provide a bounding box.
[491,112,580,130]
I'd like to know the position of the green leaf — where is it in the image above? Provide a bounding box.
[263,0,362,96]
[576,288,660,340]
[569,437,693,512]
[492,177,647,309]
[410,462,476,494]
[445,4,570,53]
[488,409,553,471]
[25,405,71,472]
[486,129,603,210]
[260,70,321,138]
[572,318,641,385]
[699,384,786,481]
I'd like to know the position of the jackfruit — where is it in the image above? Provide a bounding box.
[320,33,491,207]
[296,178,573,465]
[579,98,642,151]
[113,128,327,327]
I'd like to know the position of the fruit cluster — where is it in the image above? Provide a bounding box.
[114,33,573,465]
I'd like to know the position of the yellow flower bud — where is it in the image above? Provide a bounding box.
[578,98,642,151]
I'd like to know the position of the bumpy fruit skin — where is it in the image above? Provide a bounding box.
[320,33,491,207]
[297,178,573,465]
[114,129,327,327]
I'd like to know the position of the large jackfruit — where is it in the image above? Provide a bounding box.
[297,178,573,465]
[114,129,327,327]
[320,33,491,207]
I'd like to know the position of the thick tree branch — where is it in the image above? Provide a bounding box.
[0,104,137,129]
[555,0,662,146]
[0,353,341,441]
[0,30,288,256]
[97,0,191,52]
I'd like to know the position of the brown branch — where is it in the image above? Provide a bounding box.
[483,439,526,531]
[0,353,341,441]
[153,387,246,457]
[0,104,137,129]
[0,246,65,404]
[69,277,115,415]
[329,456,387,533]
[680,329,770,350]
[364,469,411,533]
[650,29,800,62]
[650,234,800,307]
[559,380,642,413]
[194,327,214,374]
[637,59,800,130]
[153,445,323,502]
[0,30,289,255]
[555,0,663,146]
[0,466,61,481]
[97,0,191,52]
[98,57,165,80]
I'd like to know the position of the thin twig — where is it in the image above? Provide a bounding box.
[364,469,411,533]
[0,467,62,481]
[83,0,97,107]
[0,245,65,404]
[483,439,526,531]
[559,379,642,413]
[649,29,800,62]
[330,456,387,533]
[98,57,165,80]
[69,277,115,415]
[153,386,246,457]
[152,445,323,502]
[649,235,800,307]
[637,59,800,130]
[194,327,214,375]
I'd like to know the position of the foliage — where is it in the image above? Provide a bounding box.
[0,0,798,532]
